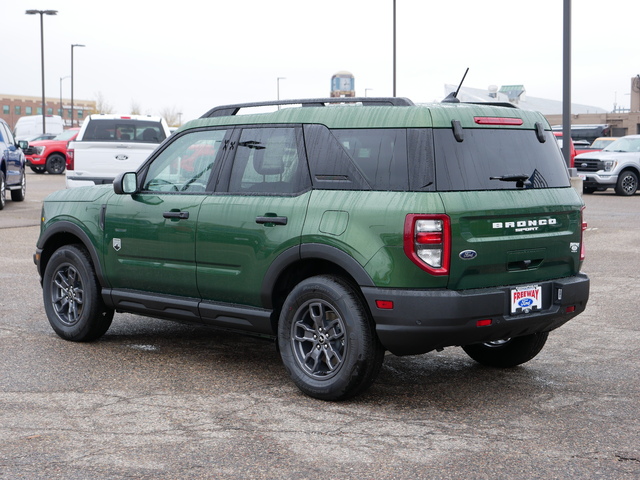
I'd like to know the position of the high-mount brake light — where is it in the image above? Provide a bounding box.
[474,117,524,126]
[404,214,451,275]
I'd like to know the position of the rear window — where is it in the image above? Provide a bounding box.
[434,128,570,191]
[81,119,166,143]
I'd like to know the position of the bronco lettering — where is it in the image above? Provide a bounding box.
[493,218,557,230]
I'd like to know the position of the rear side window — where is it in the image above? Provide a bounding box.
[81,119,166,143]
[434,128,570,191]
[331,129,408,191]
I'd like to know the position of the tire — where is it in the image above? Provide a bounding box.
[278,275,384,401]
[42,245,114,342]
[614,170,638,196]
[0,171,5,210]
[10,171,26,202]
[30,165,45,174]
[462,332,549,368]
[45,153,66,174]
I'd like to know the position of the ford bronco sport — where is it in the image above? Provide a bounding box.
[35,97,589,400]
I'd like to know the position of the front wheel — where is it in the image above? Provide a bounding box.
[278,275,384,401]
[615,170,638,196]
[45,153,66,174]
[42,245,114,341]
[462,332,549,368]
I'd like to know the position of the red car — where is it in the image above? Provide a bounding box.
[24,128,79,174]
[553,131,576,168]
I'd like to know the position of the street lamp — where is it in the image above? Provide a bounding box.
[277,77,286,110]
[60,76,70,121]
[392,0,396,97]
[25,9,58,134]
[71,44,85,127]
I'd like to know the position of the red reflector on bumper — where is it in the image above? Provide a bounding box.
[375,300,394,310]
[565,306,576,313]
[476,319,492,327]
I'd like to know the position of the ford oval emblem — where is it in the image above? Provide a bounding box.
[581,162,588,168]
[115,154,129,161]
[459,250,477,260]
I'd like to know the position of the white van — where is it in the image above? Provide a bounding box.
[13,115,64,141]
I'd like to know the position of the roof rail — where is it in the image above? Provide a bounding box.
[201,97,415,118]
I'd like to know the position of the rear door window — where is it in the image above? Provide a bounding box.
[434,128,570,190]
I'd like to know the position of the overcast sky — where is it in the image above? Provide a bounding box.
[2,0,638,123]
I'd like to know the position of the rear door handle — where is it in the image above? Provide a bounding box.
[256,216,288,226]
[163,211,189,220]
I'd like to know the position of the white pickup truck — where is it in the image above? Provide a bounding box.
[66,114,171,188]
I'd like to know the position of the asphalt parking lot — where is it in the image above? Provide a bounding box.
[0,172,638,479]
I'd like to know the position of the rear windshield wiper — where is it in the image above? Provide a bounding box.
[490,174,531,188]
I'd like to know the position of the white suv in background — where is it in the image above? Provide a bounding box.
[66,114,171,188]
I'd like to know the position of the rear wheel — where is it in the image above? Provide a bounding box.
[462,332,549,368]
[10,171,26,201]
[615,170,638,196]
[278,275,384,400]
[0,171,5,210]
[43,245,114,341]
[45,153,66,174]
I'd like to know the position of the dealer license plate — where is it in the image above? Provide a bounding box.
[510,285,542,314]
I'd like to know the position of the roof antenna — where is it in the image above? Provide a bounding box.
[442,68,469,103]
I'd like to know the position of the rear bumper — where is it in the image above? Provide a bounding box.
[362,273,589,356]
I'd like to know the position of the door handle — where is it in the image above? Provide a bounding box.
[163,211,189,220]
[256,215,288,226]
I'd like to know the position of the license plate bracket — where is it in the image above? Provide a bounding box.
[510,285,542,314]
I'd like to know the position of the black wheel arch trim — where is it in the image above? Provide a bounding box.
[260,243,375,309]
[36,220,107,287]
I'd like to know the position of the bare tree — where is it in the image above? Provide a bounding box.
[93,92,114,114]
[159,106,183,127]
[130,100,142,115]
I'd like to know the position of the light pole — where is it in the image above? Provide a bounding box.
[59,76,70,121]
[277,77,286,100]
[277,77,286,110]
[25,9,58,134]
[393,0,396,97]
[71,44,85,127]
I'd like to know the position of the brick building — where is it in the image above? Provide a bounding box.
[1,94,96,131]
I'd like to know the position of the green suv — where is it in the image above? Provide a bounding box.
[35,97,590,400]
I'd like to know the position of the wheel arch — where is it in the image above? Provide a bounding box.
[261,243,375,333]
[37,221,106,287]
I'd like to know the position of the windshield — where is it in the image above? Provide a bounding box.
[54,129,78,141]
[590,138,615,149]
[603,137,640,153]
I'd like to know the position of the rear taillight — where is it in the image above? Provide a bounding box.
[580,207,587,261]
[404,214,451,275]
[67,148,74,170]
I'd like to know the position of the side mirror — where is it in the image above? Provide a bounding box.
[18,140,29,150]
[113,171,138,195]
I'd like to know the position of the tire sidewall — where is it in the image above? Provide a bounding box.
[278,276,377,400]
[0,171,5,210]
